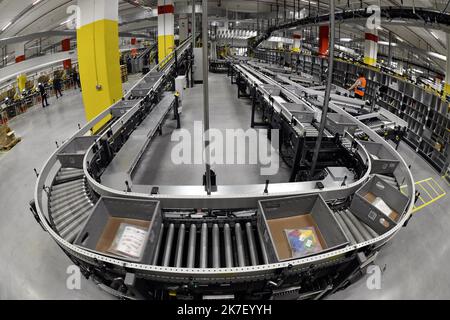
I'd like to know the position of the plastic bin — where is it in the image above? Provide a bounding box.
[57,136,99,169]
[359,140,400,174]
[326,113,358,135]
[281,102,315,123]
[350,175,409,234]
[260,84,281,96]
[143,72,164,85]
[75,196,162,263]
[110,100,137,118]
[257,194,349,262]
[131,82,154,97]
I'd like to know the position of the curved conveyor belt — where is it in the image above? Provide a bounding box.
[31,46,415,299]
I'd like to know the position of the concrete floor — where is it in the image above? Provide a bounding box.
[133,73,291,186]
[0,88,112,299]
[0,72,449,299]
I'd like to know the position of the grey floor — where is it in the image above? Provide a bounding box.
[0,72,449,299]
[133,73,291,186]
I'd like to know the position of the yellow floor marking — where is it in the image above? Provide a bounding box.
[418,183,434,200]
[390,177,446,214]
[433,178,447,194]
[399,177,447,214]
[417,194,426,204]
[414,177,433,184]
[425,180,441,197]
[412,193,446,214]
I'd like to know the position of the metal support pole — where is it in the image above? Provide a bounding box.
[191,0,196,88]
[192,0,196,49]
[276,0,279,25]
[257,0,260,36]
[202,0,212,195]
[388,31,392,67]
[309,0,335,178]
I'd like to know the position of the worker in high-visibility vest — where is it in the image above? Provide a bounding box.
[349,71,367,100]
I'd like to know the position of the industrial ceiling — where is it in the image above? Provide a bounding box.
[0,0,448,71]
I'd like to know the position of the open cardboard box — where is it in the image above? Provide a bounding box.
[359,140,400,175]
[56,136,99,169]
[326,113,358,135]
[75,196,162,263]
[258,194,349,262]
[350,175,409,234]
[364,192,400,223]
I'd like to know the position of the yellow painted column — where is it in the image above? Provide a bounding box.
[77,0,122,132]
[364,29,378,66]
[444,34,450,98]
[17,74,27,92]
[158,0,175,64]
[292,33,301,53]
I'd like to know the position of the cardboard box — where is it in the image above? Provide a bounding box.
[56,136,99,169]
[258,194,349,262]
[75,197,162,263]
[350,175,409,234]
[359,140,400,175]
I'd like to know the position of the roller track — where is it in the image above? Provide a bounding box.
[152,221,268,268]
[48,168,95,243]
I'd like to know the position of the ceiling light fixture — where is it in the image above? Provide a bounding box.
[378,41,397,46]
[428,51,447,61]
[1,21,11,32]
[60,19,72,26]
[430,31,439,40]
[32,0,42,5]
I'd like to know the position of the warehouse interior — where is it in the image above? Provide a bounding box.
[0,0,449,300]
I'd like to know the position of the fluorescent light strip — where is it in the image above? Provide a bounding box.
[1,21,11,32]
[378,41,397,46]
[430,31,439,40]
[428,51,447,61]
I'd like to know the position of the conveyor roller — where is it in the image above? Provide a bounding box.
[174,224,186,267]
[162,224,175,267]
[186,224,196,268]
[151,220,268,268]
[48,169,95,243]
[224,224,233,267]
[200,223,208,268]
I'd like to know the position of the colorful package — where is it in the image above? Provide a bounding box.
[284,227,323,258]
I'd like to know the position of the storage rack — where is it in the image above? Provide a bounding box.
[255,49,450,174]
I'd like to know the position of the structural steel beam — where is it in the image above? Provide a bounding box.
[252,7,450,49]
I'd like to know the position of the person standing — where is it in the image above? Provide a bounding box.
[38,83,49,108]
[72,68,81,91]
[53,77,63,99]
[348,71,367,100]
